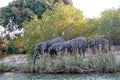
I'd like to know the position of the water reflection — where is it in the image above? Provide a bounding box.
[0,72,120,80]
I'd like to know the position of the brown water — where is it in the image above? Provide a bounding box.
[0,72,120,80]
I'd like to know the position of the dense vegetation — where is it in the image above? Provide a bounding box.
[0,0,72,31]
[0,0,120,55]
[22,2,100,54]
[100,9,120,45]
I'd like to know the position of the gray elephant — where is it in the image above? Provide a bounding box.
[71,36,87,56]
[87,37,108,54]
[63,40,73,53]
[87,39,96,54]
[33,37,64,64]
[48,37,87,56]
[95,37,108,53]
[48,42,64,56]
[48,40,73,56]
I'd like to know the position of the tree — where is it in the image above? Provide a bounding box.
[0,0,72,32]
[99,8,120,45]
[22,2,84,54]
[84,18,101,40]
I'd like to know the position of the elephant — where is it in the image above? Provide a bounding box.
[48,40,74,56]
[48,42,64,56]
[33,37,64,64]
[70,36,87,56]
[63,40,73,53]
[87,37,109,54]
[95,37,109,53]
[48,37,87,56]
[87,39,96,54]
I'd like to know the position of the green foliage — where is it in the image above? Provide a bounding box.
[5,36,26,54]
[0,0,72,31]
[0,63,11,72]
[13,37,25,53]
[6,40,18,54]
[22,2,101,54]
[99,8,120,44]
[87,53,117,72]
[84,18,101,40]
[0,6,14,27]
[23,2,85,54]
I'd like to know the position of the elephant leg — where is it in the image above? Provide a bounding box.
[92,46,96,54]
[80,49,83,54]
[97,45,100,53]
[71,47,76,55]
[54,51,57,56]
[42,50,45,55]
[40,49,46,58]
[102,45,107,53]
[79,48,83,54]
[50,50,56,57]
[60,50,65,56]
[80,48,85,57]
[82,49,85,58]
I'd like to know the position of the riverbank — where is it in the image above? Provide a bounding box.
[0,50,120,73]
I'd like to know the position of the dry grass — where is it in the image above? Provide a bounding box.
[0,47,120,73]
[16,51,120,73]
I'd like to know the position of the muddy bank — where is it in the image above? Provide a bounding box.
[0,54,28,68]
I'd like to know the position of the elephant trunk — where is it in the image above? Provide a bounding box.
[33,50,38,65]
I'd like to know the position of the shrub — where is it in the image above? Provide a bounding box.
[6,40,18,54]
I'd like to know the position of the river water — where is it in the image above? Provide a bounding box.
[0,72,120,80]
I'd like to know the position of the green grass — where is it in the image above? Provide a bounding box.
[0,52,120,73]
[17,52,120,73]
[0,63,11,72]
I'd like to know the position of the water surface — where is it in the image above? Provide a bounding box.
[0,72,120,80]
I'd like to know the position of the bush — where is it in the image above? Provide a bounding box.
[0,63,11,72]
[6,40,18,54]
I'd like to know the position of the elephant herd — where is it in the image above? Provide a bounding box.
[33,37,110,64]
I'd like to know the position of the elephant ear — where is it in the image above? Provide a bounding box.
[54,44,59,51]
[59,44,64,51]
[57,44,64,51]
[54,45,58,51]
[40,42,47,50]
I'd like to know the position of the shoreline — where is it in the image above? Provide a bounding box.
[0,51,120,74]
[0,67,120,74]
